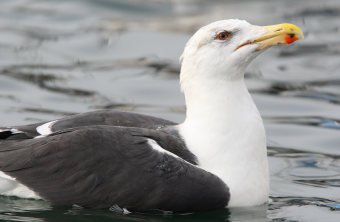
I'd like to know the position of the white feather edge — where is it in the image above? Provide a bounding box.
[36,120,58,137]
[0,128,23,134]
[147,139,201,169]
[0,171,15,181]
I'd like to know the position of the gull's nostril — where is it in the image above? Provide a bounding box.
[275,28,283,32]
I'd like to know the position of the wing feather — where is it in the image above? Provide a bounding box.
[0,125,229,213]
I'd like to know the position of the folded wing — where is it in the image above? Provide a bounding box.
[0,126,229,213]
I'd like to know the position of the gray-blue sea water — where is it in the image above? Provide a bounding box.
[1,0,340,221]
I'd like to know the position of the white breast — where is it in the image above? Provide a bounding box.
[179,79,269,207]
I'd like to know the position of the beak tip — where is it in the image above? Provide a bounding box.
[255,23,304,49]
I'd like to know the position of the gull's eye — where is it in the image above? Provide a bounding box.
[217,31,229,40]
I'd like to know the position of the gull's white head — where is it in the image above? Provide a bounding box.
[180,19,303,92]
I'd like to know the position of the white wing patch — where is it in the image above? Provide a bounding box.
[0,171,41,199]
[0,171,15,181]
[36,120,58,137]
[10,129,23,134]
[147,139,201,168]
[147,139,181,159]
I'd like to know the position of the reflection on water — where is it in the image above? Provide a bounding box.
[0,197,271,222]
[1,0,340,221]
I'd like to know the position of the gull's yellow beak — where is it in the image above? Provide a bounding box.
[235,23,304,51]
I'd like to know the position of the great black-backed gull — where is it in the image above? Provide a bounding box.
[0,19,303,213]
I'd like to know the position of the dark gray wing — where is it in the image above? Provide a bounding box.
[0,110,196,164]
[0,110,177,138]
[51,110,177,131]
[0,110,196,162]
[0,126,229,213]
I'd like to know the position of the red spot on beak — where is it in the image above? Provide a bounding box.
[285,34,298,44]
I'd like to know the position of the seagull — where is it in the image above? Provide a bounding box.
[0,19,303,213]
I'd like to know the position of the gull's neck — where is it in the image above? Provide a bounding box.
[179,73,269,207]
